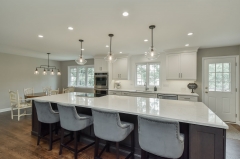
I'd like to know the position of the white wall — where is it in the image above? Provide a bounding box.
[109,53,195,93]
[0,53,61,110]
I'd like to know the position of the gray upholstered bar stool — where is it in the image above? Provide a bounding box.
[92,109,134,159]
[138,115,184,159]
[57,103,95,159]
[34,100,60,151]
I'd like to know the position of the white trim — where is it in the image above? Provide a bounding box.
[135,62,160,87]
[202,55,239,124]
[164,47,199,54]
[0,108,11,113]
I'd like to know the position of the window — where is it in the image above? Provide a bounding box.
[136,63,160,86]
[68,66,94,88]
[208,63,231,92]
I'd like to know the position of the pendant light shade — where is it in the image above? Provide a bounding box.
[75,39,87,65]
[145,25,161,60]
[104,34,117,63]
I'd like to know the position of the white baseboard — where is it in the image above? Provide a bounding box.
[0,108,11,113]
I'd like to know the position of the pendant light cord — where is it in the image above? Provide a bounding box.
[80,41,82,57]
[151,28,153,49]
[110,36,112,55]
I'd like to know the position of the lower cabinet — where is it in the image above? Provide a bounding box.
[178,95,198,102]
[129,92,157,98]
[108,91,122,95]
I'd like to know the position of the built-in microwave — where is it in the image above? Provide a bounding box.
[94,73,108,89]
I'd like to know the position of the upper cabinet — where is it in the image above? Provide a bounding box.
[112,57,129,80]
[94,58,108,73]
[166,52,197,80]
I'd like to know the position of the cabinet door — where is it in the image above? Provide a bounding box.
[112,58,128,80]
[112,60,120,79]
[166,54,181,79]
[180,53,196,80]
[94,59,102,73]
[101,60,108,72]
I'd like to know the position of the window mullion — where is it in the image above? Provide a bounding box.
[85,67,88,87]
[147,63,149,86]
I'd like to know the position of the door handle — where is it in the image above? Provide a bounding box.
[205,91,208,93]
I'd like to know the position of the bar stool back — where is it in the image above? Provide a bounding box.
[138,115,184,159]
[34,100,60,150]
[57,103,95,159]
[92,108,134,159]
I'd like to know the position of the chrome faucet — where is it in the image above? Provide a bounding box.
[144,82,149,91]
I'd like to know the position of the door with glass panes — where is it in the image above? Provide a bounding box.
[203,57,236,122]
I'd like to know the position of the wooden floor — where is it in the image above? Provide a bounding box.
[0,111,240,159]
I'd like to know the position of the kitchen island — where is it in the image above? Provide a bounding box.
[31,92,228,159]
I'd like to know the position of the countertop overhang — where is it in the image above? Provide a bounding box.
[32,92,228,129]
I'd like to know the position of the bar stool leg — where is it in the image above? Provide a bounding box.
[116,142,119,159]
[94,137,100,158]
[37,121,41,145]
[141,149,148,159]
[74,131,78,159]
[131,131,135,159]
[59,128,64,155]
[49,123,53,151]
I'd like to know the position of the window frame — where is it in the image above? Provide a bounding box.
[68,65,94,88]
[135,62,160,87]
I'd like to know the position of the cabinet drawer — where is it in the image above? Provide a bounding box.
[178,95,198,102]
[108,91,122,95]
[130,92,157,98]
[121,92,130,96]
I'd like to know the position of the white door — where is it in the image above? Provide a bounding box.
[166,54,181,79]
[180,52,197,80]
[203,57,236,122]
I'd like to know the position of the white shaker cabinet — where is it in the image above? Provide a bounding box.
[112,57,129,80]
[166,52,197,80]
[94,58,108,73]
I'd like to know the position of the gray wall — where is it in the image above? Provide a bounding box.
[0,53,61,110]
[60,59,94,93]
[195,45,240,121]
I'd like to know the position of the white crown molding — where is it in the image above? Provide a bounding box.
[164,47,199,54]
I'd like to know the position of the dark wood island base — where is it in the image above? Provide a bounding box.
[31,101,226,159]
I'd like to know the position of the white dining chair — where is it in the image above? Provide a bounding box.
[62,87,75,93]
[9,90,32,121]
[43,87,51,93]
[51,88,59,95]
[23,88,34,96]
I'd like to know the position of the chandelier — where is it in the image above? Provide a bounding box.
[34,53,61,75]
[75,39,87,65]
[104,34,117,63]
[145,25,160,60]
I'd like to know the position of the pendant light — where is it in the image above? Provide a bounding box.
[145,25,160,60]
[75,39,87,65]
[104,34,117,62]
[34,53,61,75]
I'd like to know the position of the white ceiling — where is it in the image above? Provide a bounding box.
[0,0,240,61]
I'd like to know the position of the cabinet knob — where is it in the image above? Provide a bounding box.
[205,91,208,93]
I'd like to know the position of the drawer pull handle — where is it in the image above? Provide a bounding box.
[184,98,190,99]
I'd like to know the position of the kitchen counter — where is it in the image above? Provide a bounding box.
[108,89,199,96]
[31,92,227,159]
[33,92,225,129]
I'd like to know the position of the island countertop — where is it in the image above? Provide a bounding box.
[33,92,228,129]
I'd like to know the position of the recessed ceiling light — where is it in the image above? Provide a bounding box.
[81,49,84,50]
[38,35,43,38]
[120,52,122,54]
[122,12,129,16]
[144,39,148,42]
[188,33,193,36]
[68,27,73,30]
[106,45,109,47]
[185,44,189,47]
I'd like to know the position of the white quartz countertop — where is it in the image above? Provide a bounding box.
[33,92,227,129]
[108,89,199,96]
